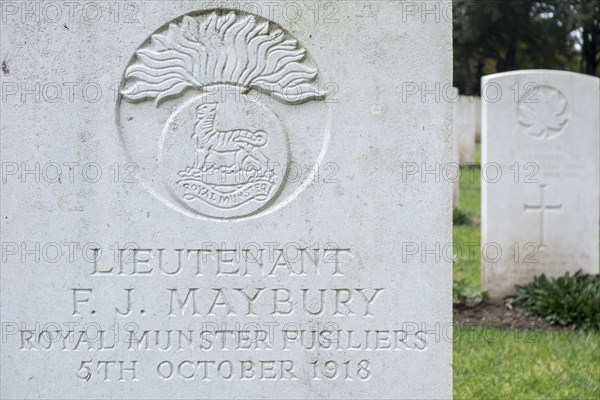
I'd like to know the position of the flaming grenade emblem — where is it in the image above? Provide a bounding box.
[120,11,325,218]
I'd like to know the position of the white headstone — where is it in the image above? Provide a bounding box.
[474,96,482,142]
[454,95,476,163]
[1,2,452,399]
[482,70,600,298]
[452,88,460,207]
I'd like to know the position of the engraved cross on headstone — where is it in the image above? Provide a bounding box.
[524,184,562,248]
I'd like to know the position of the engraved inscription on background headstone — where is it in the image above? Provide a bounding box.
[523,184,562,249]
[1,2,452,399]
[481,70,600,298]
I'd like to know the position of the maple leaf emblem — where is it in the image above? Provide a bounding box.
[518,86,569,139]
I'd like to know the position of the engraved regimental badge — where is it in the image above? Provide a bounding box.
[117,11,330,219]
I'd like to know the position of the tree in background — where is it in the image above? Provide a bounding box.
[454,0,599,94]
[546,0,600,75]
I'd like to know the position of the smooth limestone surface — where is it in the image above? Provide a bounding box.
[1,1,452,398]
[482,70,600,297]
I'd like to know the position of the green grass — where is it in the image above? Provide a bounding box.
[453,144,600,399]
[454,327,600,399]
[454,166,481,287]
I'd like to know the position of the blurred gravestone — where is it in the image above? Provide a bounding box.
[454,95,476,163]
[474,96,482,142]
[482,70,599,297]
[452,88,460,207]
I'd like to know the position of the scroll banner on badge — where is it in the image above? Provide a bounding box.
[179,179,273,209]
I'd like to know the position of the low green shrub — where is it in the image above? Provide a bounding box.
[453,208,472,226]
[453,279,487,307]
[514,271,600,331]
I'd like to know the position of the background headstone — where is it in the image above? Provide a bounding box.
[474,96,482,143]
[454,95,476,163]
[481,70,599,298]
[1,1,452,398]
[452,88,460,207]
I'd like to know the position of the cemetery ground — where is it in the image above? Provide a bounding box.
[452,145,600,399]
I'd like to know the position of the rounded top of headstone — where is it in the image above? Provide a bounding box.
[482,69,600,85]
